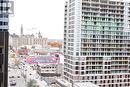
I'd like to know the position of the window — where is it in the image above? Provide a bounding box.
[81,67,84,70]
[82,62,84,65]
[75,62,79,65]
[81,71,84,75]
[75,71,79,74]
[0,21,8,25]
[3,22,8,25]
[0,48,2,53]
[0,22,2,25]
[76,52,79,56]
[0,65,2,71]
[75,66,79,70]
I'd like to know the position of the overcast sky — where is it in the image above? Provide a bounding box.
[9,0,65,39]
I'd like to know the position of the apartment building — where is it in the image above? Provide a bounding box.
[64,0,130,87]
[0,0,9,87]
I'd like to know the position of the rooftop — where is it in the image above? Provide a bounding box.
[74,82,99,87]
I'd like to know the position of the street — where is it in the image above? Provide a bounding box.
[8,58,48,87]
[8,68,26,87]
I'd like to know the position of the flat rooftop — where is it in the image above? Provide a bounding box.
[74,82,99,87]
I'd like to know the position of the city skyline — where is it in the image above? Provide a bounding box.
[9,0,66,39]
[7,0,130,87]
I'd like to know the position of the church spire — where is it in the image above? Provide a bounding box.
[21,24,23,36]
[38,31,42,38]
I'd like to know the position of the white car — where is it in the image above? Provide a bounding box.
[10,80,16,86]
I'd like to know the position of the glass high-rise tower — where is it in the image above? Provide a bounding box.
[64,0,130,87]
[0,0,9,87]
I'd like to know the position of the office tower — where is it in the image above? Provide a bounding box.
[64,0,130,87]
[0,0,9,87]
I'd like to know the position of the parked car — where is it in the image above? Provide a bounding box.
[9,76,14,78]
[10,80,16,86]
[17,76,20,78]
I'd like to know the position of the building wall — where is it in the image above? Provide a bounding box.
[38,64,63,77]
[0,31,9,87]
[9,34,48,49]
[64,0,130,87]
[0,0,9,87]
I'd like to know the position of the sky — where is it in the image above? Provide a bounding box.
[9,0,65,39]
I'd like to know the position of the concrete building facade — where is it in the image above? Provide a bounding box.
[9,32,48,49]
[64,0,130,87]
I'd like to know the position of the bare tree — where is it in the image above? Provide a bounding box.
[27,79,39,87]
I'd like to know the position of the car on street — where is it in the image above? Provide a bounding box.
[10,80,16,86]
[9,76,14,78]
[17,76,20,78]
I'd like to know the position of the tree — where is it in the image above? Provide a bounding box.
[21,73,27,82]
[48,41,63,47]
[14,59,20,67]
[27,79,39,87]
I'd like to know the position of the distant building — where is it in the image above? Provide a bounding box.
[26,55,63,84]
[17,47,28,55]
[9,27,48,49]
[30,55,62,77]
[74,82,99,87]
[30,48,48,56]
[37,63,62,77]
[9,33,19,49]
[48,47,61,53]
[56,79,71,87]
[56,79,99,87]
